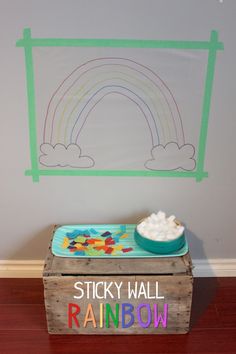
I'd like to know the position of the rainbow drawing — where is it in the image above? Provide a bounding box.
[16,29,223,181]
[40,57,196,171]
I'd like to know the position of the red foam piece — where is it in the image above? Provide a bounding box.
[122,247,133,253]
[105,247,113,254]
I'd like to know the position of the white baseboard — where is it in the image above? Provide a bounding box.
[0,259,236,278]
[0,260,44,278]
[192,259,236,277]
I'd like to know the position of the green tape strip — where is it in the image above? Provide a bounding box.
[196,30,221,182]
[25,169,208,179]
[16,36,224,50]
[23,28,39,182]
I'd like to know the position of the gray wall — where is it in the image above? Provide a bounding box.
[0,0,235,260]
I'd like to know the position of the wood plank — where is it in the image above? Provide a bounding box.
[216,302,236,328]
[213,278,236,304]
[0,305,47,330]
[45,251,192,276]
[191,303,221,329]
[0,278,44,304]
[43,225,57,273]
[0,328,236,354]
[190,277,219,329]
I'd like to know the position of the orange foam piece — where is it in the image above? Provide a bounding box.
[94,245,109,251]
[75,245,87,250]
[87,239,97,244]
[120,233,128,239]
[69,248,77,252]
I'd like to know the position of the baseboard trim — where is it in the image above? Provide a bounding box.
[192,259,236,277]
[0,259,236,278]
[0,260,44,278]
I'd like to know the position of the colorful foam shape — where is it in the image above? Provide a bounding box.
[66,230,82,239]
[120,225,126,233]
[90,228,99,234]
[122,247,133,253]
[101,231,112,237]
[74,250,85,256]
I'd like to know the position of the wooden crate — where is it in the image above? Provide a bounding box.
[43,226,193,334]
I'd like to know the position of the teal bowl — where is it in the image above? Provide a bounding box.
[134,228,185,254]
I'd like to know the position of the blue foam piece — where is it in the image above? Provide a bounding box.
[66,230,81,239]
[120,225,126,232]
[113,236,121,243]
[74,250,85,256]
[82,229,91,235]
[90,228,99,234]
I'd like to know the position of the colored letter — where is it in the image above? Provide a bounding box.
[83,303,97,328]
[105,303,119,328]
[68,303,80,328]
[121,303,134,328]
[136,303,152,328]
[100,303,104,328]
[154,303,168,328]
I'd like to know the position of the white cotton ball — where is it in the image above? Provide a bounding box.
[163,235,169,241]
[178,226,184,235]
[166,234,172,240]
[157,235,166,241]
[168,221,176,229]
[168,215,176,222]
[162,225,168,232]
[137,224,143,233]
[150,232,157,240]
[157,211,166,220]
[153,214,159,222]
[145,226,152,234]
[172,228,179,236]
[166,233,176,240]
[150,213,157,222]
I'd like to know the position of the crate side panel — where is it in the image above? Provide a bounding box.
[43,275,192,334]
[44,226,57,274]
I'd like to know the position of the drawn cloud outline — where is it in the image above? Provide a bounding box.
[39,143,94,168]
[145,142,196,171]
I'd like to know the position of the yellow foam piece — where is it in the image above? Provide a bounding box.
[113,244,123,251]
[94,240,105,247]
[62,237,69,249]
[120,233,128,239]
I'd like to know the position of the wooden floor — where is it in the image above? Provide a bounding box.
[0,278,235,354]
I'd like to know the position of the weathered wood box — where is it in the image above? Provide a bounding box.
[43,226,193,334]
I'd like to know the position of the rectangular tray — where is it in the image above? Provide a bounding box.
[52,224,189,258]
